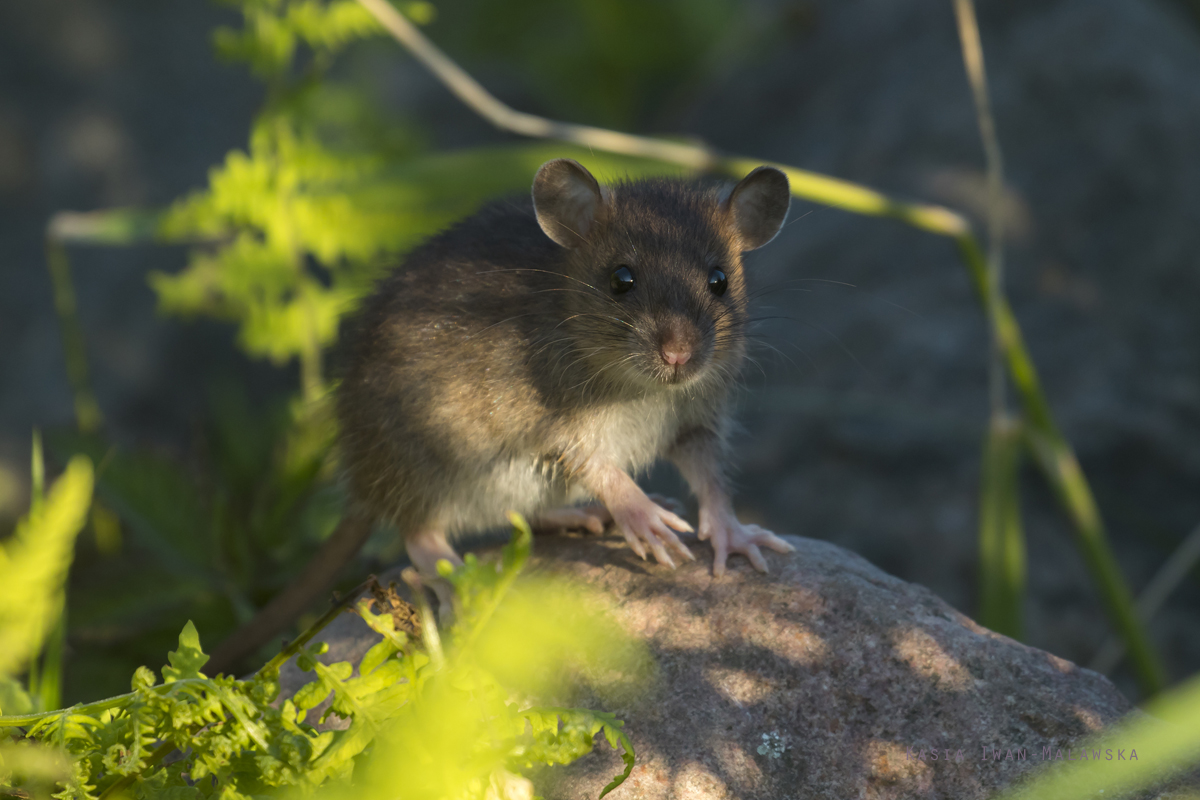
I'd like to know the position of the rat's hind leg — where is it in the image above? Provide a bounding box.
[406,528,464,609]
[531,495,687,536]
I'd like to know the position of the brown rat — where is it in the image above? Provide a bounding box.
[337,158,795,580]
[206,159,792,670]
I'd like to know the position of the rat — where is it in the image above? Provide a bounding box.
[206,159,793,671]
[336,158,795,581]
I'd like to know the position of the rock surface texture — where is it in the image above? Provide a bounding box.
[281,533,1135,800]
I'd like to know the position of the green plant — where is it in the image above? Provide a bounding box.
[47,383,343,701]
[2,517,640,800]
[1,450,96,794]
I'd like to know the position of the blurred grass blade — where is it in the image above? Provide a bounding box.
[30,615,66,712]
[45,240,102,434]
[1092,520,1200,675]
[0,455,94,676]
[978,414,1025,639]
[996,671,1200,800]
[1024,425,1166,693]
[48,208,170,245]
[31,430,45,511]
[44,208,195,438]
[957,236,1164,696]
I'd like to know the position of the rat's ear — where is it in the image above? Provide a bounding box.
[532,159,607,248]
[721,166,790,251]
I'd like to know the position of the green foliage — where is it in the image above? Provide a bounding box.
[0,454,95,795]
[212,0,401,80]
[329,518,641,800]
[0,455,94,682]
[431,0,742,128]
[2,522,642,800]
[50,386,341,700]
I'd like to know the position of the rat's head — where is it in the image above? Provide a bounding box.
[532,158,789,394]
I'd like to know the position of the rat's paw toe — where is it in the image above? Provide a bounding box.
[611,496,695,567]
[702,515,790,575]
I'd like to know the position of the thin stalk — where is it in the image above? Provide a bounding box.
[45,238,102,433]
[299,281,325,404]
[33,615,67,713]
[953,0,1007,418]
[1090,521,1200,675]
[256,575,376,677]
[31,430,45,511]
[953,0,1029,650]
[355,0,970,239]
[978,414,1025,639]
[1,682,185,729]
[957,236,1164,692]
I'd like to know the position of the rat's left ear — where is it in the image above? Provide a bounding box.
[721,166,790,251]
[532,159,608,248]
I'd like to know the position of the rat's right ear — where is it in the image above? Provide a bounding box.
[721,166,790,251]
[532,159,607,248]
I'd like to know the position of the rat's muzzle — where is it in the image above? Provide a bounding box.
[655,317,706,384]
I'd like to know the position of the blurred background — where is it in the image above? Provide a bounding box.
[1,0,1198,707]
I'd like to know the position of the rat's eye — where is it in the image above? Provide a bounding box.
[708,268,728,296]
[610,265,635,294]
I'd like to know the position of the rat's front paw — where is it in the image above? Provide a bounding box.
[699,507,795,577]
[608,493,696,569]
[532,495,686,537]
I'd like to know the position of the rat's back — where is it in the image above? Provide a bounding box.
[336,196,573,533]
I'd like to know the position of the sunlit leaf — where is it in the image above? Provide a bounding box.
[0,456,94,677]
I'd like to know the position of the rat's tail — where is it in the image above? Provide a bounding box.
[207,509,375,675]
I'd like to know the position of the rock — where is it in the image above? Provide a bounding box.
[280,532,1135,799]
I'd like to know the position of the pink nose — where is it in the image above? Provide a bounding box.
[662,347,692,366]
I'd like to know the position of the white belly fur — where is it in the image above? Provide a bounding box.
[438,393,690,536]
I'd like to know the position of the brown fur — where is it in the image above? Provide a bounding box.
[336,172,766,541]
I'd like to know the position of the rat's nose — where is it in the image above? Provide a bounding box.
[659,321,697,367]
[661,346,692,366]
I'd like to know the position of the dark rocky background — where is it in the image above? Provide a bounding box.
[2,0,1198,702]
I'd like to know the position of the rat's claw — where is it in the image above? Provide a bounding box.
[700,509,794,576]
[619,526,649,560]
[609,493,695,568]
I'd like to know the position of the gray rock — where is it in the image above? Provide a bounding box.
[280,533,1138,799]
